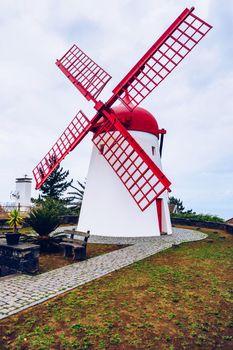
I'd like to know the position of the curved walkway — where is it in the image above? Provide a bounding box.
[0,228,206,320]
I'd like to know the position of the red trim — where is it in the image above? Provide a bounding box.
[156,199,163,233]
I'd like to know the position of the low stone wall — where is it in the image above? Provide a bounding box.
[0,219,8,230]
[60,215,79,225]
[2,216,232,234]
[22,215,79,228]
[0,241,40,276]
[227,225,233,234]
[1,214,79,230]
[171,217,233,234]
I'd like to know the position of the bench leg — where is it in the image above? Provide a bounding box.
[64,246,73,258]
[73,247,86,261]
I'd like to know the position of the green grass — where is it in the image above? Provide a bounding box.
[0,227,233,349]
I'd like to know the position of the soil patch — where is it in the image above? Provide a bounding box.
[39,243,127,273]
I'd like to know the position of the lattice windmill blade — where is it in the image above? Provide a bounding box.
[56,45,112,103]
[33,111,92,189]
[109,7,212,110]
[92,112,171,211]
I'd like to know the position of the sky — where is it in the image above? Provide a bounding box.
[0,0,232,219]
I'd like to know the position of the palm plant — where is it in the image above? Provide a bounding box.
[67,180,86,212]
[6,209,24,232]
[27,198,65,251]
[28,207,60,236]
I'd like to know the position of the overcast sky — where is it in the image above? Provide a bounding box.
[0,0,232,219]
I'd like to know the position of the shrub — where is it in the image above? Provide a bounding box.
[27,198,66,252]
[171,212,224,223]
[28,198,62,236]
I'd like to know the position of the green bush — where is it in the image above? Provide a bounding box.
[28,198,63,236]
[27,198,67,252]
[171,212,224,223]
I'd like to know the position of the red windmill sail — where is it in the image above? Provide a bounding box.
[109,7,212,110]
[33,7,212,211]
[33,111,92,189]
[56,45,112,102]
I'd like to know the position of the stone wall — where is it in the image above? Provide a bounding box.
[0,219,8,230]
[60,215,79,225]
[0,241,40,277]
[22,215,79,228]
[171,218,233,234]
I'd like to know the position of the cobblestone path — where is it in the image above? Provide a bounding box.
[0,228,206,320]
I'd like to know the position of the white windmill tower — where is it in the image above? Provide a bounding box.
[32,7,212,237]
[78,100,172,236]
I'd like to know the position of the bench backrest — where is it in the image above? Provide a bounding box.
[64,229,90,246]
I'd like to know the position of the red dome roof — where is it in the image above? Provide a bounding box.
[111,104,160,137]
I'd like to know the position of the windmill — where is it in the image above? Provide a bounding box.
[33,7,212,237]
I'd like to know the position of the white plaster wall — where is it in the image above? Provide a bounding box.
[78,130,172,237]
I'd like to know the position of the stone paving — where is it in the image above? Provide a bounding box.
[0,228,207,320]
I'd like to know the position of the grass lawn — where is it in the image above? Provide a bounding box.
[0,227,233,349]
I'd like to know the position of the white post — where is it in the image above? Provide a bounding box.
[15,175,32,212]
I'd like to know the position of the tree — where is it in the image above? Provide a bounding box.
[67,180,86,212]
[39,164,73,200]
[169,196,185,213]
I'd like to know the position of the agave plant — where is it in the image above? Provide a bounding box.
[6,208,24,232]
[27,198,65,251]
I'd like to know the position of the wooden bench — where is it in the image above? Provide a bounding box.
[60,229,90,261]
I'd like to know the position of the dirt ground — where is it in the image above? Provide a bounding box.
[39,243,127,273]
